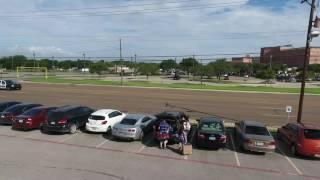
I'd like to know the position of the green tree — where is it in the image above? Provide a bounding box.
[179,58,199,79]
[137,63,159,79]
[256,68,276,83]
[90,61,109,75]
[160,59,177,72]
[209,59,231,80]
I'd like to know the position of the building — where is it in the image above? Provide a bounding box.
[260,46,320,67]
[231,55,260,64]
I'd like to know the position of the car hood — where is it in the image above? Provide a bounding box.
[245,134,274,141]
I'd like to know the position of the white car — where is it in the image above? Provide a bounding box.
[85,109,126,133]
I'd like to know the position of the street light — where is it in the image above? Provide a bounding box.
[297,0,318,124]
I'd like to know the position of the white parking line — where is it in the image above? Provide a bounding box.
[276,142,303,175]
[229,132,240,166]
[58,133,79,143]
[263,114,296,118]
[95,139,109,148]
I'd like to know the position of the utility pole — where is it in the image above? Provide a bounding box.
[269,55,273,69]
[11,56,13,70]
[200,58,203,85]
[120,38,123,86]
[131,56,133,76]
[83,53,86,73]
[297,0,316,124]
[33,51,36,68]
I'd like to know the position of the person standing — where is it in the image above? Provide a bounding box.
[181,118,191,144]
[158,120,170,149]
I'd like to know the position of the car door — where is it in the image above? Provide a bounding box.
[280,124,291,144]
[287,124,298,145]
[108,111,122,127]
[140,116,153,132]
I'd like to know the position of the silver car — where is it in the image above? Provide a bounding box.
[235,120,276,153]
[112,114,156,141]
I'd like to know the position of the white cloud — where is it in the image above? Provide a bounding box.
[0,0,316,59]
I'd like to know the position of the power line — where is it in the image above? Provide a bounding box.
[0,1,247,19]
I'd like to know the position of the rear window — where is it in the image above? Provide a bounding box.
[304,129,320,140]
[3,105,21,113]
[22,108,42,116]
[47,111,64,121]
[245,126,270,136]
[89,115,105,120]
[120,118,137,125]
[200,122,223,132]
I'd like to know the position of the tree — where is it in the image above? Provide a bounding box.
[209,59,231,80]
[160,59,177,72]
[137,63,159,79]
[179,58,199,79]
[90,61,109,75]
[256,68,276,84]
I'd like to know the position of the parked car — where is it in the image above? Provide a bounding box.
[112,114,156,141]
[0,103,42,125]
[235,120,275,153]
[42,106,94,134]
[0,80,22,90]
[195,117,227,149]
[153,111,188,142]
[277,123,320,157]
[12,106,56,130]
[86,109,126,133]
[0,101,21,113]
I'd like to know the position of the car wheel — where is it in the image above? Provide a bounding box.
[290,145,297,156]
[69,123,77,134]
[40,127,47,134]
[106,126,112,135]
[139,131,144,141]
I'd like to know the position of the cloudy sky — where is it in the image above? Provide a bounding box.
[0,0,319,60]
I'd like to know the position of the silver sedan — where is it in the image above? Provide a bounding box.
[112,114,156,141]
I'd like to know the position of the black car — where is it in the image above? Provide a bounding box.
[153,111,188,142]
[0,101,21,113]
[42,106,94,134]
[195,117,227,149]
[0,80,22,90]
[0,103,42,125]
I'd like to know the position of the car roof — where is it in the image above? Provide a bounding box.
[298,123,320,130]
[28,106,54,110]
[0,101,21,106]
[53,105,81,112]
[200,117,223,123]
[92,109,119,115]
[242,120,266,127]
[155,111,186,119]
[124,114,147,120]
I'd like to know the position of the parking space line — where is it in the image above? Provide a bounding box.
[229,132,240,166]
[263,114,296,118]
[95,139,109,148]
[276,142,303,175]
[58,133,79,143]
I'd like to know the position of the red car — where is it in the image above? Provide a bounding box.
[12,106,56,130]
[277,123,320,157]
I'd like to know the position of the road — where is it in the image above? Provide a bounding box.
[1,82,320,125]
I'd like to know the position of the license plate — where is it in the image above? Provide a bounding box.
[19,120,23,123]
[91,127,97,130]
[209,137,216,141]
[51,122,55,125]
[256,142,264,146]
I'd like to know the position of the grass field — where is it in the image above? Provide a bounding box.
[29,77,320,94]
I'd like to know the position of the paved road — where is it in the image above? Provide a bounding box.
[1,82,319,125]
[0,125,319,180]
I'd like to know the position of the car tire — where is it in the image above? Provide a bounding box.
[106,126,112,135]
[69,123,77,134]
[290,145,297,156]
[139,131,144,141]
[40,127,47,134]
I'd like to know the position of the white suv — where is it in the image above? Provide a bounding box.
[86,109,126,133]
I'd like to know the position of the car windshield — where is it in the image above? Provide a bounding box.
[3,105,21,113]
[304,129,320,140]
[245,126,270,136]
[5,80,15,84]
[22,108,41,116]
[89,115,105,120]
[120,118,137,125]
[200,122,223,132]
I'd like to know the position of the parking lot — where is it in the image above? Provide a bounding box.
[0,124,319,180]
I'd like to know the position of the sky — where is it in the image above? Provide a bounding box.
[0,0,318,61]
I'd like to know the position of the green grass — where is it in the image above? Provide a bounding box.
[29,77,320,94]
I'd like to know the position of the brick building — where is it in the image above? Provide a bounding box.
[260,46,320,67]
[232,55,260,64]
